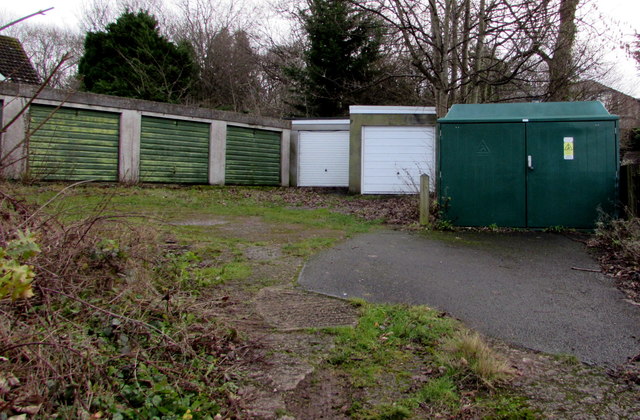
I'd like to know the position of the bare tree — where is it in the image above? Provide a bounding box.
[170,0,268,112]
[350,0,610,115]
[78,0,169,33]
[257,39,306,116]
[351,0,537,115]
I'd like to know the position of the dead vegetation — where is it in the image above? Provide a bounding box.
[441,330,514,389]
[590,212,640,384]
[232,187,424,225]
[591,212,640,303]
[0,187,244,418]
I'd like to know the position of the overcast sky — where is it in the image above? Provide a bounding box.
[1,0,639,97]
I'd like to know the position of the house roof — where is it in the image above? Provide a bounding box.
[0,35,40,85]
[439,101,618,123]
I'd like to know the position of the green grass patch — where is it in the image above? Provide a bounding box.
[326,304,456,372]
[354,403,412,420]
[415,376,460,408]
[479,395,539,419]
[14,184,378,235]
[158,250,252,290]
[283,237,340,257]
[551,353,580,365]
[325,302,519,418]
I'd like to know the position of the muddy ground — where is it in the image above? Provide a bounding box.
[173,212,640,420]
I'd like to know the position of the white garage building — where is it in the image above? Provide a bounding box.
[291,106,437,194]
[290,119,350,187]
[360,124,435,194]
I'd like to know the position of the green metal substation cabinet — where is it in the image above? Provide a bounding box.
[438,102,619,229]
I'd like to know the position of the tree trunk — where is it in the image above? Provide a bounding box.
[459,0,471,102]
[546,0,579,101]
[470,0,486,104]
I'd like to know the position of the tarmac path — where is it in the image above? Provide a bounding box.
[298,230,640,366]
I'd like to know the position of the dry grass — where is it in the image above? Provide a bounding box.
[441,330,514,388]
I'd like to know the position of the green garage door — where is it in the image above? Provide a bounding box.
[28,105,119,181]
[225,126,281,185]
[140,116,210,184]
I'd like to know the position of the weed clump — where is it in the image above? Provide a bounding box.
[440,330,513,388]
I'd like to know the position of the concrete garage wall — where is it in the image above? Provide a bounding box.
[119,110,141,183]
[0,96,28,179]
[0,83,290,185]
[348,106,437,194]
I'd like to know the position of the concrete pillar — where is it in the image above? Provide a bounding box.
[209,120,226,185]
[118,110,141,183]
[289,130,299,187]
[0,95,29,179]
[280,129,291,187]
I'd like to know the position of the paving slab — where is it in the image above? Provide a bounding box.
[255,287,358,331]
[298,230,640,366]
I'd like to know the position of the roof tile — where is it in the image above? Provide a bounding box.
[0,35,40,84]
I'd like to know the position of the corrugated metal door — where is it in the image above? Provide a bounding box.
[225,126,281,185]
[526,121,617,228]
[361,126,435,194]
[28,105,119,181]
[140,116,209,184]
[298,131,349,187]
[439,123,526,227]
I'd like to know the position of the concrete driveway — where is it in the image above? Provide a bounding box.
[298,230,640,366]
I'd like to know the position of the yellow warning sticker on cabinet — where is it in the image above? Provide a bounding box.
[564,137,574,160]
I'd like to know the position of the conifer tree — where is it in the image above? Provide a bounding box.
[287,0,384,117]
[78,11,196,103]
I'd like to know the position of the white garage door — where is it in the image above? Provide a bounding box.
[362,126,436,194]
[298,131,350,187]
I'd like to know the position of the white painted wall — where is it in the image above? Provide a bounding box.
[298,131,350,187]
[361,126,436,194]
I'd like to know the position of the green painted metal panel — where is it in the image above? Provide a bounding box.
[439,102,619,228]
[439,123,526,227]
[140,116,209,184]
[28,105,119,181]
[225,126,281,185]
[526,121,618,228]
[438,101,618,123]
